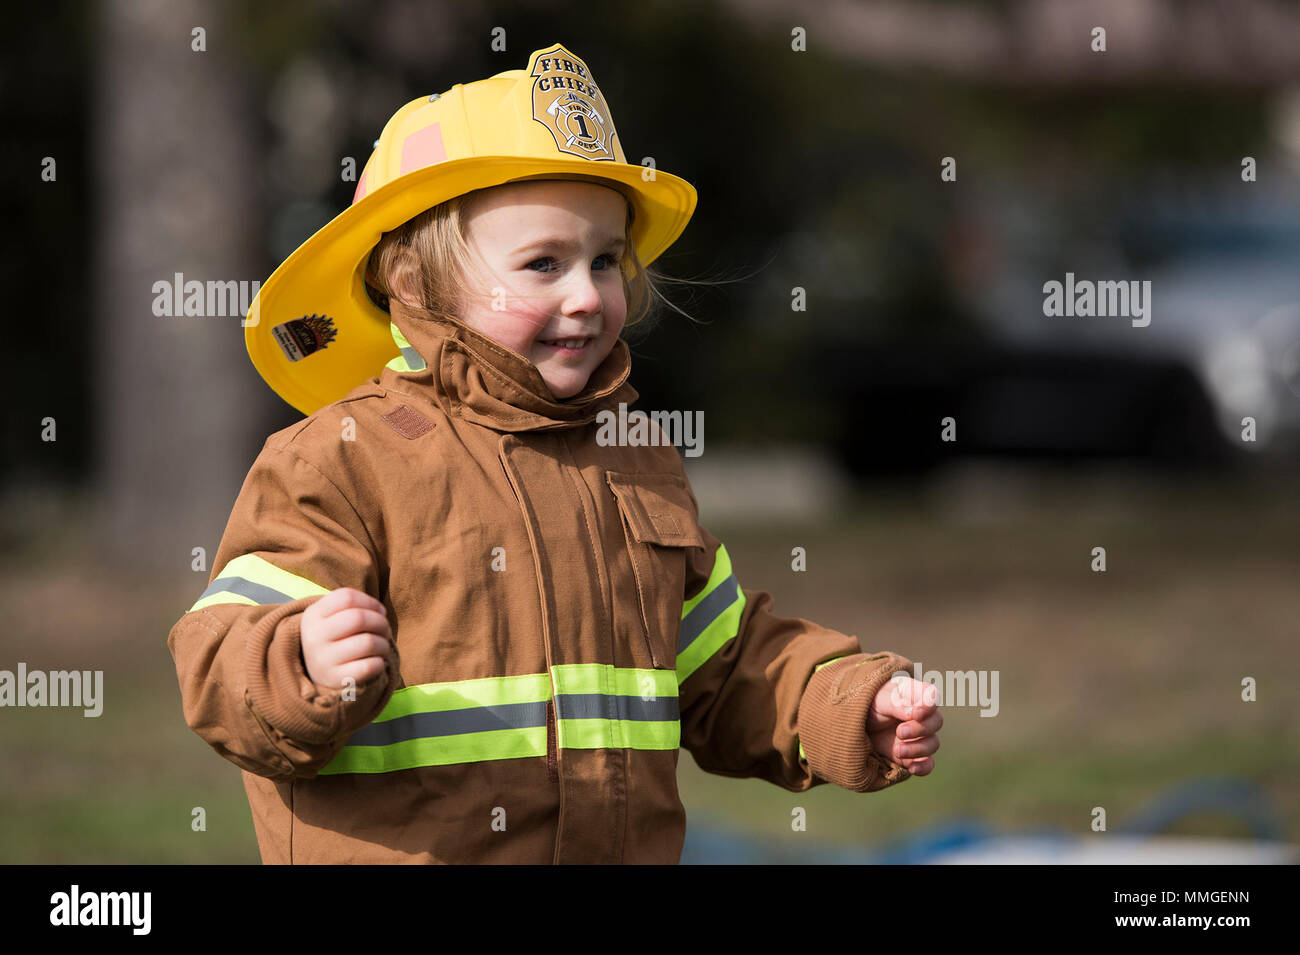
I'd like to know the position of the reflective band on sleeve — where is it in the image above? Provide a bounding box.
[551,664,681,751]
[187,553,331,612]
[676,542,746,683]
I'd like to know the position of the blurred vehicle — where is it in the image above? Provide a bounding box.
[811,339,1228,477]
[810,176,1300,476]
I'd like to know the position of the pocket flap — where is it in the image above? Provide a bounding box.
[606,472,704,548]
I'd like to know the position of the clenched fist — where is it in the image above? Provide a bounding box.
[868,674,942,776]
[300,587,393,689]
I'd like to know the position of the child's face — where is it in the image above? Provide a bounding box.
[457,180,629,400]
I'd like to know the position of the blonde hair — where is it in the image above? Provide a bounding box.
[364,183,693,336]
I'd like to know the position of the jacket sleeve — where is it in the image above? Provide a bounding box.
[676,518,915,795]
[166,440,399,781]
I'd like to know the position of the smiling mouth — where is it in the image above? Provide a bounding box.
[539,338,592,352]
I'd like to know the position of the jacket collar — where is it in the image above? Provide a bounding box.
[379,299,638,432]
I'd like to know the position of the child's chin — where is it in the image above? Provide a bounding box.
[549,382,586,400]
[543,372,589,400]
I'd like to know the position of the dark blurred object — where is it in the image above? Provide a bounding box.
[808,170,1300,477]
[811,338,1233,477]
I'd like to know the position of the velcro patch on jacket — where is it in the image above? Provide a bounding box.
[381,405,435,439]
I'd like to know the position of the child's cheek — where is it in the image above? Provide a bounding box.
[506,303,555,344]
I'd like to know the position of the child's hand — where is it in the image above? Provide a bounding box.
[867,675,942,776]
[300,587,393,689]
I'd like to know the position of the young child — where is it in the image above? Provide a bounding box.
[167,42,941,864]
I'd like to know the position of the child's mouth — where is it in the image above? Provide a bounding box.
[539,338,591,355]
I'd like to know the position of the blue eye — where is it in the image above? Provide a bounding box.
[525,253,621,273]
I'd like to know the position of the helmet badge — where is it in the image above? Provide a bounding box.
[530,45,616,161]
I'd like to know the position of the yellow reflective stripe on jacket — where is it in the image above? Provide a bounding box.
[188,554,331,612]
[551,664,680,751]
[320,666,680,775]
[385,321,428,373]
[676,542,745,683]
[320,673,552,775]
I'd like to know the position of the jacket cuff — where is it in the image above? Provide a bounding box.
[797,651,915,793]
[244,597,395,745]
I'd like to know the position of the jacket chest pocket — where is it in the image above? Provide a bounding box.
[605,471,704,670]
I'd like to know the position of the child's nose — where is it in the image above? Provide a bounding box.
[559,268,604,315]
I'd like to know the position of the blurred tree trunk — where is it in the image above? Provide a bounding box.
[93,0,265,579]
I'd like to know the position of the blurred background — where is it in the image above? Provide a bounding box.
[2,0,1297,863]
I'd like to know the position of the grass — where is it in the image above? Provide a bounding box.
[677,727,1298,855]
[2,467,1296,862]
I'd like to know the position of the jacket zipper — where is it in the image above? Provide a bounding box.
[545,697,558,782]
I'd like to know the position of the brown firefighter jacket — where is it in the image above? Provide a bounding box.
[167,300,915,864]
